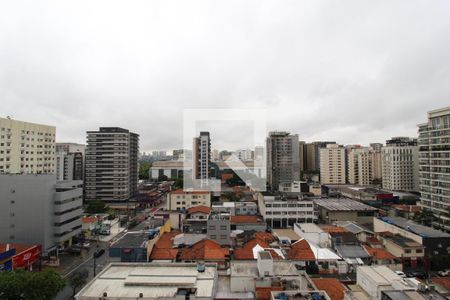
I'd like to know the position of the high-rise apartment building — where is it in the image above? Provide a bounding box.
[85,127,139,202]
[381,137,419,192]
[418,107,450,232]
[319,144,346,184]
[266,131,300,190]
[193,132,211,181]
[299,141,306,172]
[370,144,383,182]
[347,147,373,185]
[0,117,56,174]
[56,142,85,181]
[304,141,336,172]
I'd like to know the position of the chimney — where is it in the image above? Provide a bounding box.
[257,251,274,277]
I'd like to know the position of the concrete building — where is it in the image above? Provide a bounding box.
[294,223,330,247]
[75,262,218,300]
[193,131,211,181]
[370,144,383,182]
[299,141,306,172]
[234,149,254,161]
[347,147,374,185]
[257,192,317,228]
[305,141,337,173]
[0,174,82,252]
[56,142,85,155]
[313,198,377,224]
[266,131,300,190]
[167,189,211,211]
[56,152,83,181]
[418,107,450,232]
[320,144,346,184]
[381,137,419,192]
[373,216,450,257]
[0,117,56,175]
[172,149,185,161]
[207,213,231,245]
[85,127,139,202]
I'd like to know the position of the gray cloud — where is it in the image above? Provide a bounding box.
[1,0,450,152]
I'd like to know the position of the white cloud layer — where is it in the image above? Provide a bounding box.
[1,1,450,151]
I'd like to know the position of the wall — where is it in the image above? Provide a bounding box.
[0,174,55,251]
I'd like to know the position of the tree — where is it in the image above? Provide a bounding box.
[0,269,65,300]
[172,177,183,189]
[414,208,434,226]
[222,192,239,202]
[86,200,107,214]
[139,161,151,180]
[68,269,89,296]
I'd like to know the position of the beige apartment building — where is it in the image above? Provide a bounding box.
[167,189,211,211]
[381,137,419,192]
[0,117,56,174]
[319,144,346,184]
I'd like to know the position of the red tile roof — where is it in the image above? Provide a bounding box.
[234,238,269,260]
[230,215,263,224]
[171,189,209,195]
[288,239,315,261]
[312,278,346,300]
[255,232,276,243]
[321,226,347,233]
[363,245,396,260]
[150,231,179,260]
[179,239,229,261]
[187,205,211,215]
[392,205,421,213]
[255,286,283,300]
[82,216,98,224]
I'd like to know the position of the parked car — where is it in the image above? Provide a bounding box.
[395,271,406,278]
[438,270,450,277]
[94,249,105,258]
[410,271,428,279]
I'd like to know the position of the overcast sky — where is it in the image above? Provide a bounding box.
[1,1,450,152]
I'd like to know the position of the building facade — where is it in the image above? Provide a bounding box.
[381,137,419,192]
[418,107,450,232]
[347,147,373,185]
[166,189,211,211]
[319,144,346,184]
[266,131,300,190]
[257,192,316,228]
[193,131,211,181]
[0,117,56,175]
[85,127,139,202]
[0,175,82,252]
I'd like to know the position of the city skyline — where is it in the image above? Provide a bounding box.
[1,1,450,151]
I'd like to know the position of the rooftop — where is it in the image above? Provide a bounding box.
[170,189,210,195]
[380,233,423,249]
[363,245,397,260]
[75,263,217,299]
[288,239,315,261]
[273,229,301,241]
[230,260,300,277]
[313,198,377,212]
[187,205,211,215]
[378,217,450,238]
[335,245,370,259]
[149,231,180,261]
[179,239,229,261]
[312,278,346,300]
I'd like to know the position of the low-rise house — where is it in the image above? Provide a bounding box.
[109,232,148,262]
[374,216,450,257]
[363,245,401,271]
[183,205,211,233]
[179,239,230,269]
[294,223,331,247]
[287,239,316,268]
[378,232,425,270]
[390,205,421,220]
[149,231,179,262]
[234,238,285,260]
